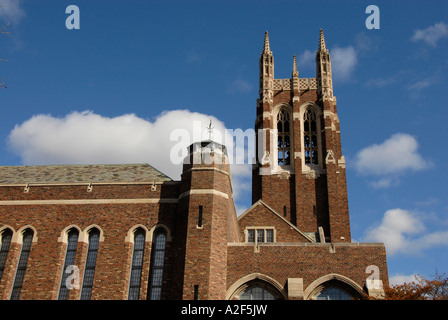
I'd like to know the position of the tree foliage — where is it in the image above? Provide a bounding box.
[382,273,448,300]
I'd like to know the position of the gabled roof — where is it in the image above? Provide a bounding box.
[0,163,172,184]
[238,199,315,243]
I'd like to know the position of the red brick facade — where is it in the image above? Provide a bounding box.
[0,30,388,300]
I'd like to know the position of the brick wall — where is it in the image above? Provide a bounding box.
[227,243,389,299]
[0,182,180,300]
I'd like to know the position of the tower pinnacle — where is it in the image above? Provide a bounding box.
[292,54,299,77]
[319,28,327,51]
[263,31,271,54]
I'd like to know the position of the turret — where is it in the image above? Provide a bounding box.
[316,29,334,101]
[259,31,274,105]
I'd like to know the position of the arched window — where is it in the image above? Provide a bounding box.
[239,284,277,300]
[10,229,34,300]
[277,109,291,165]
[80,228,100,300]
[58,228,79,300]
[128,228,146,300]
[315,286,355,300]
[148,229,167,300]
[0,228,13,283]
[303,108,318,165]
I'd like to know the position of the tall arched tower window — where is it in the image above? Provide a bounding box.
[277,108,291,166]
[303,108,318,165]
[128,228,146,300]
[80,228,100,300]
[148,229,167,300]
[58,228,79,300]
[0,228,13,283]
[10,228,34,300]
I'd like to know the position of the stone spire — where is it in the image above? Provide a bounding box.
[318,28,327,51]
[263,30,271,54]
[316,28,334,101]
[292,54,299,78]
[259,31,274,104]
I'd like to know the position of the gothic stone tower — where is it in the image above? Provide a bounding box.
[253,30,351,243]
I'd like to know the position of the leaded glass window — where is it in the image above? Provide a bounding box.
[246,228,275,244]
[128,229,146,300]
[239,285,276,300]
[58,229,79,300]
[277,109,291,165]
[0,228,13,283]
[10,229,33,300]
[80,229,100,300]
[265,229,274,243]
[257,230,264,243]
[148,230,166,300]
[315,286,354,300]
[304,109,319,165]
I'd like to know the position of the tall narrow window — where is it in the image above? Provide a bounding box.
[80,228,100,300]
[0,229,13,283]
[194,285,199,300]
[277,109,291,165]
[58,229,79,300]
[266,229,274,243]
[304,109,319,165]
[257,229,265,243]
[10,229,34,300]
[128,228,146,300]
[197,206,203,228]
[247,229,255,243]
[148,229,167,300]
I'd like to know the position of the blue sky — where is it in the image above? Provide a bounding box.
[1,0,448,286]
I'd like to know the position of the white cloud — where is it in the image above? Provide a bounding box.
[0,0,25,24]
[364,208,448,256]
[7,109,255,205]
[412,22,448,47]
[298,49,314,69]
[366,76,397,88]
[368,177,397,189]
[408,79,432,91]
[227,78,253,94]
[353,133,431,187]
[389,274,418,286]
[364,209,423,255]
[330,46,358,81]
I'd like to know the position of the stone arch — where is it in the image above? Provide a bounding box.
[12,225,38,244]
[58,225,82,244]
[148,224,172,242]
[226,273,287,300]
[125,224,151,243]
[79,224,105,243]
[0,225,15,242]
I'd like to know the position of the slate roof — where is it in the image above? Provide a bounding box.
[0,163,172,184]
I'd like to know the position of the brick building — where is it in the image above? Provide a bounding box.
[0,30,388,300]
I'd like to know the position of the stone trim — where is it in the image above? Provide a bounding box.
[0,198,179,206]
[178,189,229,200]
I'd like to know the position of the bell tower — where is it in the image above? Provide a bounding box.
[252,29,351,243]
